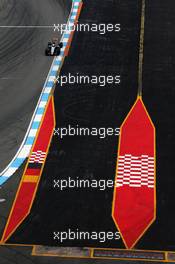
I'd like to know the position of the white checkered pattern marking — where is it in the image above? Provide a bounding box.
[29,151,46,164]
[116,154,155,188]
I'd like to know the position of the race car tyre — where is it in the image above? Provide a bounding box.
[45,50,49,56]
[59,42,63,49]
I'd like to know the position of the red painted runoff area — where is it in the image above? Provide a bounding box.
[1,97,55,243]
[113,97,156,249]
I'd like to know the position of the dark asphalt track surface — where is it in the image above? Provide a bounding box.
[8,0,141,248]
[0,0,71,171]
[1,0,175,263]
[6,0,175,254]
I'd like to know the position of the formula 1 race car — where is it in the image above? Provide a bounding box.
[45,38,63,56]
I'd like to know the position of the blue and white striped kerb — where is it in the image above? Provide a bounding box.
[0,0,82,185]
